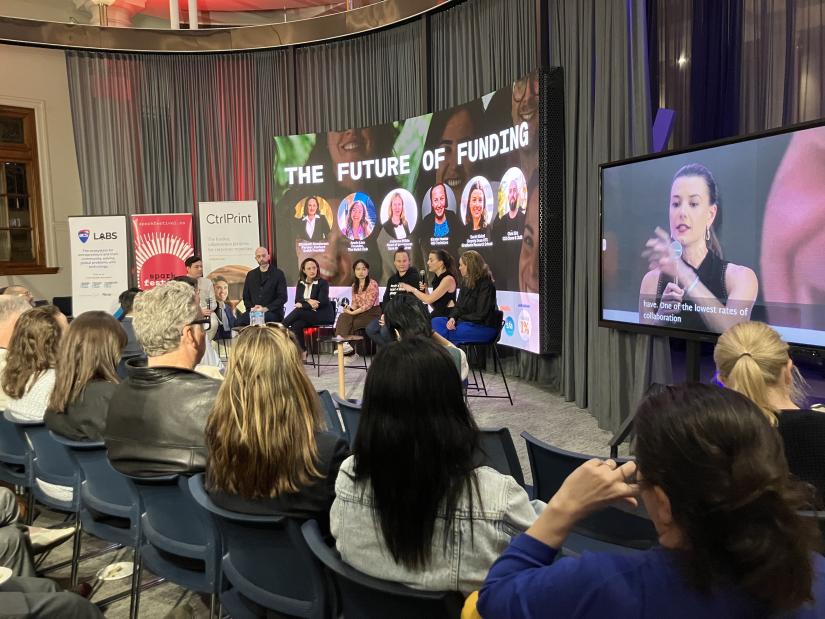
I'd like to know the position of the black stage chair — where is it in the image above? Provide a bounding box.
[459,310,513,405]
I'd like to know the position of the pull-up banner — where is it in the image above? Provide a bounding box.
[197,200,260,299]
[130,214,194,290]
[68,215,129,316]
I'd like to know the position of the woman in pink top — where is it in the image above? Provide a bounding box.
[335,259,381,356]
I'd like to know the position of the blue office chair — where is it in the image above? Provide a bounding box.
[50,433,161,619]
[188,474,333,618]
[522,431,657,553]
[125,473,222,619]
[302,520,464,619]
[331,394,361,447]
[0,411,33,496]
[4,414,83,584]
[317,390,346,439]
[478,427,531,497]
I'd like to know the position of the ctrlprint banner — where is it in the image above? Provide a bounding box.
[130,214,194,290]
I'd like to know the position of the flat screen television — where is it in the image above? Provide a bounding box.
[600,121,825,349]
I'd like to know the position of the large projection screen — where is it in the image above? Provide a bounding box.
[601,122,825,349]
[273,69,563,354]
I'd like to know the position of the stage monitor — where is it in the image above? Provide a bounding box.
[273,68,564,354]
[600,122,825,348]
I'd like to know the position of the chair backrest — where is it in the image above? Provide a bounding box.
[800,510,825,550]
[188,474,331,618]
[331,394,361,447]
[301,520,464,619]
[521,431,657,549]
[0,412,30,466]
[50,434,137,522]
[477,427,525,488]
[318,390,346,439]
[127,474,221,589]
[493,308,504,342]
[19,422,79,491]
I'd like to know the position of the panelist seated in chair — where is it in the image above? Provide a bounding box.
[205,324,348,535]
[210,277,238,346]
[104,282,220,478]
[45,312,125,442]
[478,385,825,619]
[237,247,288,325]
[432,250,499,344]
[282,258,335,361]
[330,338,542,596]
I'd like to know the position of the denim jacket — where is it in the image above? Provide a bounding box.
[330,456,544,596]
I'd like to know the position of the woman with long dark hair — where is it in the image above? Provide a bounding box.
[398,249,457,319]
[639,164,758,332]
[479,384,825,618]
[330,338,539,594]
[282,257,335,360]
[45,311,126,441]
[334,259,381,355]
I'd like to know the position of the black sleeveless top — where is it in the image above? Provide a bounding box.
[655,250,729,332]
[429,271,457,318]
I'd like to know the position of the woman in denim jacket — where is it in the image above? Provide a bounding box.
[330,337,543,596]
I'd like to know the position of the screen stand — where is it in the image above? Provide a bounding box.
[685,339,701,383]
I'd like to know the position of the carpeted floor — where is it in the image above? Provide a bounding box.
[33,350,615,618]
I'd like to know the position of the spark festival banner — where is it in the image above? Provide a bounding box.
[68,215,129,316]
[273,70,541,352]
[130,214,194,290]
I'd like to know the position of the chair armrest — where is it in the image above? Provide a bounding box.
[48,431,105,449]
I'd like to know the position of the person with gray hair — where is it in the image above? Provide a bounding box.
[104,281,221,477]
[0,295,31,410]
[1,285,34,307]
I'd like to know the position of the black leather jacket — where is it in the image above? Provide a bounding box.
[104,357,221,477]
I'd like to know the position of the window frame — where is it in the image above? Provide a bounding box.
[0,104,54,275]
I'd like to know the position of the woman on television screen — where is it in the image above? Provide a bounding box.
[461,182,491,244]
[344,200,373,241]
[298,196,331,242]
[382,192,412,240]
[638,163,758,333]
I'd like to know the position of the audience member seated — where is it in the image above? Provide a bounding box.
[398,249,457,319]
[117,287,144,363]
[383,294,468,382]
[44,312,126,442]
[330,338,540,595]
[334,259,381,356]
[105,281,221,477]
[433,250,499,344]
[282,258,335,361]
[172,276,224,372]
[365,248,420,347]
[205,324,348,534]
[478,384,825,618]
[715,321,825,506]
[210,276,237,350]
[0,295,31,411]
[2,305,66,422]
[0,576,102,619]
[1,285,34,307]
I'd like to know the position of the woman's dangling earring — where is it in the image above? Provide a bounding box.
[705,226,711,242]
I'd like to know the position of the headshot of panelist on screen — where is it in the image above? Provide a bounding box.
[298,195,331,242]
[422,183,460,239]
[343,199,374,241]
[638,163,759,333]
[462,181,492,242]
[381,191,413,240]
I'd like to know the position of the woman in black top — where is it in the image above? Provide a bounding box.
[297,195,331,242]
[206,324,349,535]
[398,249,457,319]
[45,312,126,441]
[282,258,335,359]
[715,320,825,506]
[639,164,758,333]
[432,250,498,344]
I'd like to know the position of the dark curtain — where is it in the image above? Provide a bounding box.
[552,0,672,431]
[689,0,743,143]
[66,50,290,249]
[295,19,425,132]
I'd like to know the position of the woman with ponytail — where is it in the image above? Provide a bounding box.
[715,320,825,504]
[479,384,825,618]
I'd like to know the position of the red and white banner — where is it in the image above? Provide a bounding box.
[130,214,194,290]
